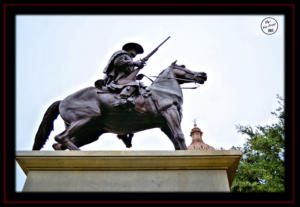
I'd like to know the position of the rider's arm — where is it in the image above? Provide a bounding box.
[113,54,135,73]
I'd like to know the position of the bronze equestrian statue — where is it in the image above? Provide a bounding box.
[32,41,207,151]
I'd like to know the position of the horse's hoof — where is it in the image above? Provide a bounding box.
[52,143,62,150]
[63,141,80,150]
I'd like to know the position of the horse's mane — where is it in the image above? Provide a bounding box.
[149,64,183,104]
[152,65,174,83]
[156,66,171,77]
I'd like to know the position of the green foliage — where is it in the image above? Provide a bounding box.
[231,95,285,192]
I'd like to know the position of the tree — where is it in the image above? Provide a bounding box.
[231,95,285,192]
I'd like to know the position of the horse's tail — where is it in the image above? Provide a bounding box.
[32,101,61,150]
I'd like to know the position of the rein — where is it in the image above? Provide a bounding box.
[147,76,200,90]
[181,85,200,89]
[138,65,203,90]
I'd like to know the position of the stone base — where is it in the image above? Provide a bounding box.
[16,150,241,192]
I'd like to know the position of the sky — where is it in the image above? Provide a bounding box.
[15,15,284,191]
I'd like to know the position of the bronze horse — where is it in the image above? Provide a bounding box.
[32,61,207,150]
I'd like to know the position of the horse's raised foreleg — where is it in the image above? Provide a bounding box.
[160,105,187,150]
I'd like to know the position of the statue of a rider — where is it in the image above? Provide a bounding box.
[101,42,146,109]
[94,38,170,147]
[96,37,170,109]
[93,43,145,147]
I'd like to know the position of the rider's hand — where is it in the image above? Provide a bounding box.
[134,61,145,69]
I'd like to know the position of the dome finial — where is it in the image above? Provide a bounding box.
[193,118,197,126]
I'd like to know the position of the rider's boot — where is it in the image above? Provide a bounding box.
[117,133,134,148]
[127,97,135,106]
[113,86,135,109]
[112,96,135,109]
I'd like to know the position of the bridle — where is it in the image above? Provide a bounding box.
[142,65,202,89]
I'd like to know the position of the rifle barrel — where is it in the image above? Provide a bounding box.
[158,36,170,47]
[143,36,170,61]
[118,36,170,84]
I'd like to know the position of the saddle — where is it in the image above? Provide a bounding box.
[95,79,142,94]
[94,79,153,112]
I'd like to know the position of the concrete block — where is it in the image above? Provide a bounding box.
[16,150,241,192]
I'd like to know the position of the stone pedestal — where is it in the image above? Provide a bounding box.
[16,150,241,192]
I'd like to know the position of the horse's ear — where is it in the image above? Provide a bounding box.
[171,60,177,66]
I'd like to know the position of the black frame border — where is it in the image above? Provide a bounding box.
[2,3,295,205]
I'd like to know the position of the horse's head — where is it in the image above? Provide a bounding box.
[170,60,207,85]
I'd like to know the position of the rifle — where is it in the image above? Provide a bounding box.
[117,36,170,85]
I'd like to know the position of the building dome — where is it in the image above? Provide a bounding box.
[188,124,215,151]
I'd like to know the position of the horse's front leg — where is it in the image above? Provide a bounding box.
[160,105,187,150]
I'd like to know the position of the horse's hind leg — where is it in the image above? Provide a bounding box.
[53,130,105,150]
[53,142,65,150]
[73,130,104,149]
[55,136,79,150]
[54,118,93,150]
[160,105,187,150]
[53,137,78,150]
[52,123,70,150]
[52,121,76,150]
[52,130,68,150]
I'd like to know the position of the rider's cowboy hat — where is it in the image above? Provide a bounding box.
[122,43,144,54]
